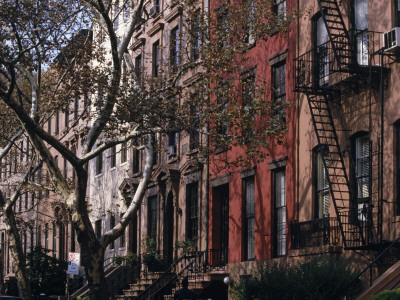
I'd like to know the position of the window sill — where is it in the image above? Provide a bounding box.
[109,249,115,253]
[242,42,256,53]
[214,146,228,155]
[167,156,178,164]
[110,167,116,172]
[120,161,128,167]
[118,247,126,251]
[95,173,103,178]
[187,148,199,156]
[132,172,142,178]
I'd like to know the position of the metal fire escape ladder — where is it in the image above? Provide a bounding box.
[318,0,352,70]
[305,91,365,249]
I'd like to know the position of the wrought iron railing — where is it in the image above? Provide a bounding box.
[291,217,340,249]
[294,30,382,92]
[346,237,400,298]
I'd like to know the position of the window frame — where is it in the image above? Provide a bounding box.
[147,195,158,243]
[186,182,199,241]
[272,60,287,126]
[152,40,160,78]
[110,145,116,168]
[313,147,329,219]
[243,175,255,261]
[273,168,286,257]
[170,26,180,72]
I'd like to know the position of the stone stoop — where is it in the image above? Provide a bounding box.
[116,271,175,299]
[357,260,400,299]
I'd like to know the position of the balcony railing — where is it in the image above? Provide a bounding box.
[294,30,382,92]
[291,217,340,250]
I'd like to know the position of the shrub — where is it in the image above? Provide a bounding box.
[27,246,68,297]
[230,257,362,300]
[369,289,400,300]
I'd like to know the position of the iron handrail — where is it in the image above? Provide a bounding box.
[148,251,205,299]
[347,236,400,292]
[109,262,141,299]
[135,251,191,300]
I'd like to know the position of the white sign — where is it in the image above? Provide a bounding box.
[68,252,80,275]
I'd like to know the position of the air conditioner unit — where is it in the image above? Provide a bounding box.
[149,5,160,17]
[383,27,400,52]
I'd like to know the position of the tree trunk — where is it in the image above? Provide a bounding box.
[79,235,108,300]
[4,208,32,300]
[73,202,108,300]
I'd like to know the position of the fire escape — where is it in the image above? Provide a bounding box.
[294,0,384,249]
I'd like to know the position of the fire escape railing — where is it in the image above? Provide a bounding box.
[294,30,382,93]
[291,217,340,250]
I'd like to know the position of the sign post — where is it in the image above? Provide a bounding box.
[67,252,80,299]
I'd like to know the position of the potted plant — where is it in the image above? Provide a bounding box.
[175,239,196,253]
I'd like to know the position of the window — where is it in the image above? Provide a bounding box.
[59,223,65,259]
[170,26,179,72]
[95,219,102,239]
[52,222,57,256]
[71,227,75,252]
[84,92,90,113]
[64,157,68,178]
[55,111,59,134]
[95,150,103,175]
[241,72,256,137]
[44,224,49,250]
[274,0,286,17]
[135,54,142,81]
[110,146,116,168]
[245,0,256,44]
[64,104,69,128]
[120,214,125,248]
[352,133,370,221]
[314,148,329,219]
[353,0,368,65]
[217,10,229,49]
[217,86,228,136]
[37,225,41,247]
[273,169,286,257]
[113,2,119,31]
[121,142,128,164]
[396,123,400,215]
[133,138,141,173]
[110,215,115,250]
[315,15,329,86]
[20,141,23,162]
[191,12,201,60]
[168,132,178,157]
[71,147,76,181]
[189,103,200,150]
[243,176,255,260]
[153,134,159,164]
[74,95,79,120]
[47,118,52,134]
[186,182,199,241]
[395,0,400,27]
[272,62,286,126]
[148,196,158,243]
[152,40,160,78]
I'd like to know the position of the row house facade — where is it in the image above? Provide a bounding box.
[292,0,400,296]
[4,0,400,298]
[0,90,84,293]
